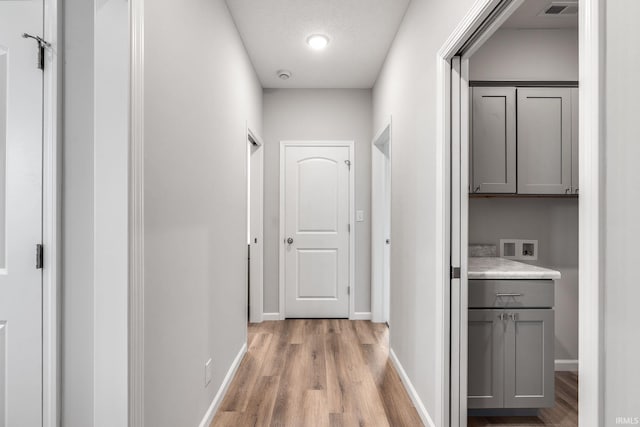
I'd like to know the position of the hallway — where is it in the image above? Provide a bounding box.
[211,320,422,426]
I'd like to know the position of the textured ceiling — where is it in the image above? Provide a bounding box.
[503,0,578,29]
[225,0,411,88]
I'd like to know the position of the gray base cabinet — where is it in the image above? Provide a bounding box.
[468,310,504,409]
[504,309,555,408]
[468,280,555,410]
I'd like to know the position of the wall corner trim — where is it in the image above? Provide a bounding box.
[389,348,435,427]
[198,343,248,427]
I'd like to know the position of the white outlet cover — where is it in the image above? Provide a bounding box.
[205,358,213,387]
[356,210,364,222]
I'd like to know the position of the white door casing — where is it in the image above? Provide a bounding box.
[280,142,353,319]
[0,1,44,426]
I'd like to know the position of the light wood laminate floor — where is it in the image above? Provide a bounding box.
[211,319,423,427]
[468,371,578,427]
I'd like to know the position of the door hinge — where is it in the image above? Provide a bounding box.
[450,266,460,279]
[347,223,351,233]
[344,160,351,170]
[347,286,350,296]
[22,33,50,70]
[36,244,44,269]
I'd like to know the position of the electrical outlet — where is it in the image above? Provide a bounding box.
[205,358,213,387]
[356,210,364,222]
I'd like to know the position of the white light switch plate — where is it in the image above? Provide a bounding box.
[356,210,364,222]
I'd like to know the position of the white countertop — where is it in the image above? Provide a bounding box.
[468,257,561,280]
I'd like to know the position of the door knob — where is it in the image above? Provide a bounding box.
[286,237,294,244]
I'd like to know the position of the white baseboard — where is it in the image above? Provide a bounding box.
[198,343,247,427]
[555,359,579,372]
[351,311,372,320]
[262,312,281,321]
[389,348,434,427]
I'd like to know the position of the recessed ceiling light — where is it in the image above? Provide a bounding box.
[306,34,329,50]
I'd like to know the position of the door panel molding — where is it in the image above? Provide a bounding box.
[279,141,354,320]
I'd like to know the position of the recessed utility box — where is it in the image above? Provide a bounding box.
[500,239,538,261]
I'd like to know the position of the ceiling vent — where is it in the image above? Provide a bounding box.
[539,2,578,16]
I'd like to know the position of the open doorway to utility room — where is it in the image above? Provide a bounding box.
[452,0,579,426]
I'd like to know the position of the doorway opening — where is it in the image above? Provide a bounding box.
[371,121,391,324]
[439,0,598,426]
[247,127,264,323]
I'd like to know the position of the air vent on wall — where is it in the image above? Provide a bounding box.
[539,2,578,16]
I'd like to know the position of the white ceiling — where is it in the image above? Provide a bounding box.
[225,0,411,88]
[502,0,578,29]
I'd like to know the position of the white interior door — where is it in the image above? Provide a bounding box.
[282,143,351,318]
[0,1,44,426]
[372,126,391,324]
[248,132,264,323]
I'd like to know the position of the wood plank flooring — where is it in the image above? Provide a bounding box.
[211,319,423,427]
[211,320,578,427]
[468,371,578,427]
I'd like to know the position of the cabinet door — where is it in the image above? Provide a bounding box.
[571,88,579,193]
[504,309,555,408]
[517,88,572,194]
[468,309,505,409]
[471,87,517,194]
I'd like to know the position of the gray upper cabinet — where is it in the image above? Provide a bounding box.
[517,88,572,194]
[471,87,517,194]
[471,86,579,195]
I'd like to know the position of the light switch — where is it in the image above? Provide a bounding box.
[356,210,365,222]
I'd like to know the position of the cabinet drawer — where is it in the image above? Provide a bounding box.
[469,280,554,308]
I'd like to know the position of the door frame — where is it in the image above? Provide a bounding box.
[247,125,264,323]
[278,140,355,320]
[42,1,60,426]
[437,0,604,426]
[371,120,391,324]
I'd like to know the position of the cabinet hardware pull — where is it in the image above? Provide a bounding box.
[496,293,522,297]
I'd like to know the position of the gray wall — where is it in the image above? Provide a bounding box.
[262,89,372,314]
[143,0,262,426]
[469,28,578,81]
[604,0,640,422]
[469,198,579,361]
[372,0,476,423]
